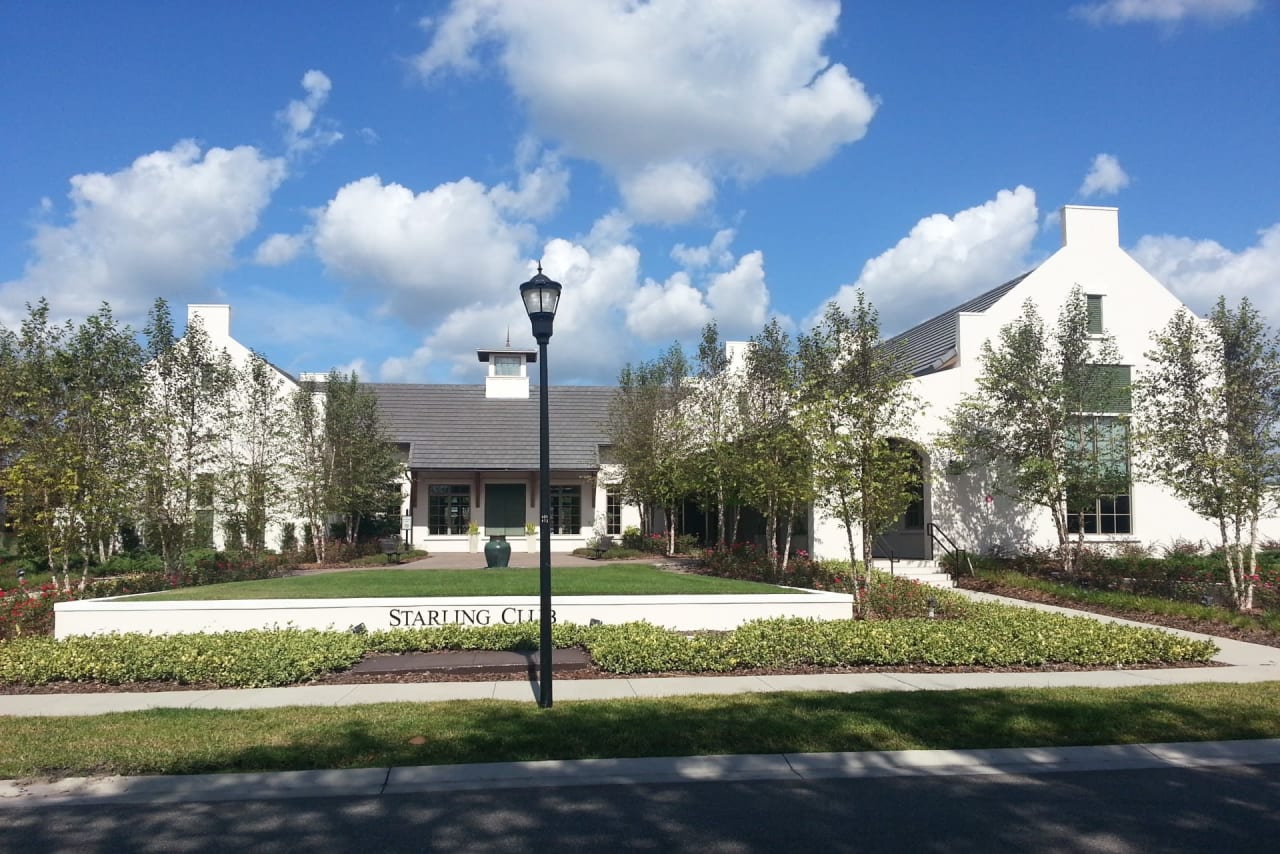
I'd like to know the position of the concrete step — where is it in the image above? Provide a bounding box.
[872,561,956,589]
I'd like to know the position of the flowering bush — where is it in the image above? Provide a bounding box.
[0,584,78,641]
[0,549,301,640]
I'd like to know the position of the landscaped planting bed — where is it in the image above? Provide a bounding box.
[0,602,1218,690]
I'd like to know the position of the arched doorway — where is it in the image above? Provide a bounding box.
[871,442,931,560]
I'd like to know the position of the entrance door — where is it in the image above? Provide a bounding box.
[484,484,526,537]
[871,447,931,560]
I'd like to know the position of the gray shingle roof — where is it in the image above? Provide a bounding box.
[881,270,1033,377]
[368,384,616,471]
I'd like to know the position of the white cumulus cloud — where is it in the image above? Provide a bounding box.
[383,225,644,384]
[487,140,570,221]
[253,233,308,267]
[672,228,737,270]
[1079,153,1131,198]
[312,174,536,319]
[1131,223,1280,322]
[278,69,343,158]
[619,161,717,225]
[1073,0,1258,25]
[0,140,285,326]
[416,0,877,223]
[827,186,1040,334]
[625,248,772,341]
[626,272,714,340]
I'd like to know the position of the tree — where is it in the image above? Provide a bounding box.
[798,295,922,591]
[59,304,148,570]
[222,353,294,555]
[322,370,403,544]
[0,301,80,584]
[687,322,747,545]
[0,301,147,588]
[288,379,330,563]
[1133,298,1280,610]
[607,343,696,552]
[942,288,1126,572]
[138,300,236,569]
[738,320,813,572]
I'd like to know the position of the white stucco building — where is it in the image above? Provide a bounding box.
[189,204,1276,562]
[809,205,1280,563]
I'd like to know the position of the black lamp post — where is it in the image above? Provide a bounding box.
[520,263,561,708]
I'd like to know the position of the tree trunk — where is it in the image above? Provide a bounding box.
[716,486,726,548]
[779,499,795,574]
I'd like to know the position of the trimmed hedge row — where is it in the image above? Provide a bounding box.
[0,604,1217,688]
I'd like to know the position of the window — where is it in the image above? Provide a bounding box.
[428,484,471,534]
[1087,294,1104,335]
[605,490,622,536]
[1081,364,1131,413]
[193,473,215,548]
[1066,416,1131,535]
[548,485,581,534]
[493,354,522,376]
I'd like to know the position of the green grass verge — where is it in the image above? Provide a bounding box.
[123,564,799,601]
[977,568,1280,634]
[4,682,1279,779]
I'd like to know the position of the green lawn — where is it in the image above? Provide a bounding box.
[4,682,1279,779]
[125,564,803,600]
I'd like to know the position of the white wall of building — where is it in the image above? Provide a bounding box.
[811,206,1280,562]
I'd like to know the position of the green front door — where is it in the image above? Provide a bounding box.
[484,484,526,537]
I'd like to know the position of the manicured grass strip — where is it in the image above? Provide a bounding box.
[4,682,1280,780]
[124,564,801,600]
[977,569,1280,633]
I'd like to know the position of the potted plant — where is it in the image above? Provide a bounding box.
[525,521,537,553]
[468,521,480,553]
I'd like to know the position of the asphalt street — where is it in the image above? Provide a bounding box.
[3,763,1278,853]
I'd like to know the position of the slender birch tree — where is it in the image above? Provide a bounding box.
[798,295,922,590]
[942,288,1125,572]
[739,320,812,572]
[1133,298,1280,610]
[138,300,236,569]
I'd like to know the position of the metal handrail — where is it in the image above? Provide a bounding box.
[870,534,897,576]
[926,522,974,576]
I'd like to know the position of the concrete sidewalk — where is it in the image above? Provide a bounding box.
[3,739,1280,807]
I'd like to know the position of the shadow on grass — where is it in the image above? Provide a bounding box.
[16,682,1278,780]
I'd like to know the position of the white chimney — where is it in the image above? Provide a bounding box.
[1060,205,1119,251]
[187,304,231,340]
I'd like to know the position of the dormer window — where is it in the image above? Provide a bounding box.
[1087,294,1104,335]
[493,354,522,377]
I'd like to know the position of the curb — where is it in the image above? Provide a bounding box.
[3,739,1279,807]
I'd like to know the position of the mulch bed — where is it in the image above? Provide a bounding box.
[956,576,1280,649]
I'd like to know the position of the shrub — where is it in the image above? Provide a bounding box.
[279,523,299,554]
[621,526,644,551]
[673,534,700,555]
[0,629,367,687]
[0,584,78,641]
[0,605,1217,687]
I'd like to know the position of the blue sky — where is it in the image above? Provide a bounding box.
[2,0,1277,385]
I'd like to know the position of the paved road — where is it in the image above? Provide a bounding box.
[4,764,1277,853]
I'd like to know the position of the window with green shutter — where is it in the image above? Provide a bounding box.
[1081,364,1131,413]
[1087,294,1104,334]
